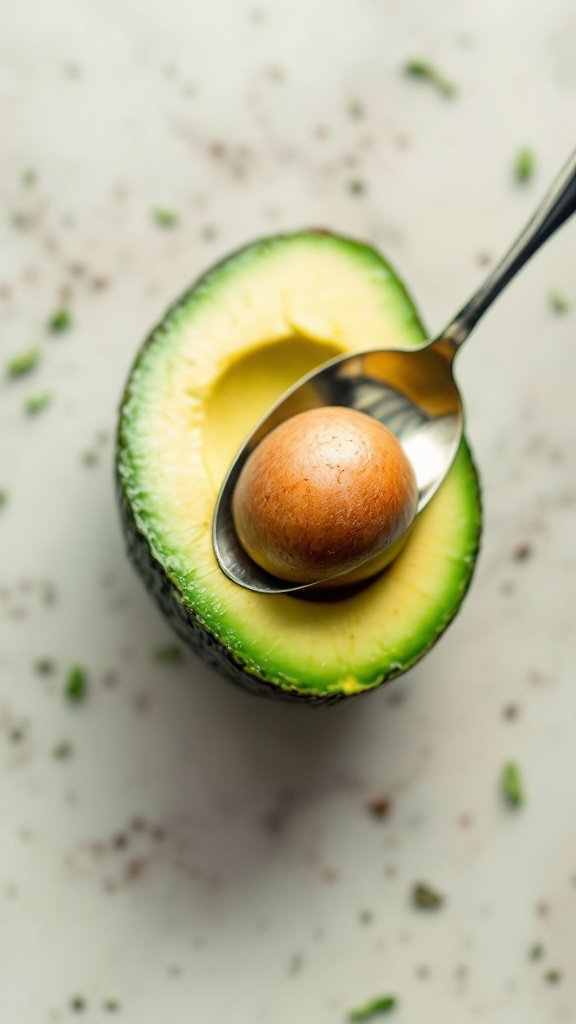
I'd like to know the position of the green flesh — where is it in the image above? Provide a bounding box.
[117,231,481,700]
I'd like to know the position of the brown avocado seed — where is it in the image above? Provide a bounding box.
[231,406,418,586]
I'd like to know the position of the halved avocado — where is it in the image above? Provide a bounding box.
[116,231,481,702]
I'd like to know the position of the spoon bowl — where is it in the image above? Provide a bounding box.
[214,149,576,594]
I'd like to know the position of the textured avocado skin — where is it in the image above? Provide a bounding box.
[115,475,345,703]
[115,230,482,702]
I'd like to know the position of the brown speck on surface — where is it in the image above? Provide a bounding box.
[112,833,129,850]
[387,688,406,707]
[201,225,218,242]
[314,124,330,140]
[124,858,146,883]
[416,964,431,980]
[208,141,227,161]
[9,606,28,620]
[367,796,393,819]
[22,265,40,285]
[455,964,470,987]
[35,657,55,675]
[260,790,297,837]
[167,964,183,978]
[536,900,551,918]
[457,812,474,829]
[288,952,305,975]
[68,261,86,277]
[132,692,151,714]
[527,669,554,687]
[53,741,73,760]
[476,250,493,267]
[502,703,521,721]
[321,867,338,883]
[92,275,111,291]
[513,542,533,562]
[87,840,106,858]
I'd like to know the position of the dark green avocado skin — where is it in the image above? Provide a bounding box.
[115,480,346,703]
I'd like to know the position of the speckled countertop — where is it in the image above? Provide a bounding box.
[1,1,576,1021]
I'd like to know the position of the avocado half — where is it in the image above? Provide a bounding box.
[117,231,481,702]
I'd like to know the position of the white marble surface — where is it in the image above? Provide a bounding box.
[1,1,576,1021]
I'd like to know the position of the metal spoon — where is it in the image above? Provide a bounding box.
[214,149,576,594]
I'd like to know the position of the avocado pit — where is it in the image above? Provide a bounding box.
[231,406,418,585]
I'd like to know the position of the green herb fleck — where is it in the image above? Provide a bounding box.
[0,490,7,509]
[549,291,570,314]
[502,761,524,807]
[403,59,456,97]
[349,995,397,1020]
[544,969,562,984]
[152,208,179,228]
[348,101,365,120]
[6,348,40,377]
[12,211,29,229]
[22,168,37,187]
[65,666,88,702]
[41,581,58,606]
[514,148,536,184]
[103,999,120,1013]
[48,308,72,333]
[25,391,52,415]
[10,727,24,744]
[413,882,445,909]
[348,179,366,196]
[70,995,86,1012]
[529,942,544,961]
[81,450,99,467]
[288,952,304,975]
[152,643,183,664]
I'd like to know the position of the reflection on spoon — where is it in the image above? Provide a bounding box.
[214,148,576,594]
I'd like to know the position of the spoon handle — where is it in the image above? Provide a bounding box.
[442,148,576,350]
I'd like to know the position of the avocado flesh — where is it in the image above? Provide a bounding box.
[117,231,481,700]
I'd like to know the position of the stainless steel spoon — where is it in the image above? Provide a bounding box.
[214,149,576,594]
